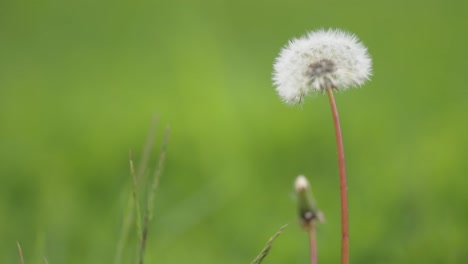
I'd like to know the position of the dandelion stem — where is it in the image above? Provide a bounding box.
[309,226,317,264]
[326,87,349,264]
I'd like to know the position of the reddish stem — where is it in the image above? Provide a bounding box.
[326,88,349,264]
[309,227,317,264]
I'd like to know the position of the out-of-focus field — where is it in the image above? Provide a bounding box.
[1,0,467,263]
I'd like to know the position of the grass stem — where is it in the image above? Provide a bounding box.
[251,224,288,264]
[130,151,143,242]
[17,242,24,264]
[139,126,170,264]
[114,117,159,264]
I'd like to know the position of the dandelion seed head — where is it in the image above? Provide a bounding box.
[273,29,372,104]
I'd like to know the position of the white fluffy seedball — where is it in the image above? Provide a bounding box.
[273,29,372,104]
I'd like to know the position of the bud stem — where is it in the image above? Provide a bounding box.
[309,226,318,264]
[326,87,349,264]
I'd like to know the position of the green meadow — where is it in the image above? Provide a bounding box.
[1,0,467,263]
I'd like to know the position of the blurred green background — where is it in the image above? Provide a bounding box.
[1,0,467,263]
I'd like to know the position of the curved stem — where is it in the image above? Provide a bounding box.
[309,227,317,264]
[326,88,349,264]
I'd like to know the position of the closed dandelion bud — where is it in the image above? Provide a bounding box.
[295,175,324,229]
